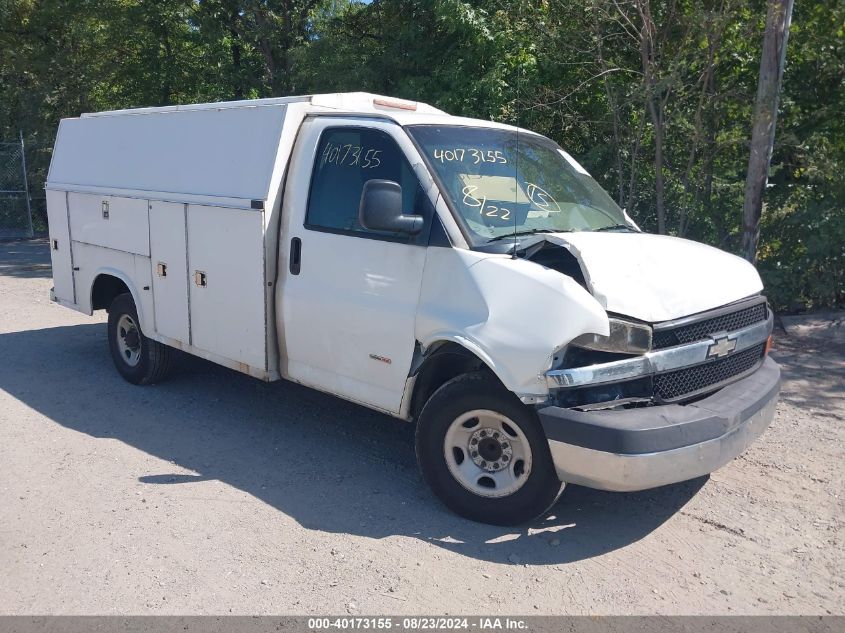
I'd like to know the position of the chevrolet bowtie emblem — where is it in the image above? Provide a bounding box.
[707,335,737,359]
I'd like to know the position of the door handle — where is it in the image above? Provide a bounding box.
[289,237,301,275]
[194,270,207,287]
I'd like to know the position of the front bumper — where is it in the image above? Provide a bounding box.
[538,357,780,491]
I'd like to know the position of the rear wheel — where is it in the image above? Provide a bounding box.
[416,372,564,525]
[107,293,172,385]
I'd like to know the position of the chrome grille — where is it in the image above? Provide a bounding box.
[654,343,766,401]
[653,302,768,349]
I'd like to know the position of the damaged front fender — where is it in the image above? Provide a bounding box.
[415,248,609,398]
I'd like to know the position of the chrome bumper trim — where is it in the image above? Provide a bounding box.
[546,313,773,389]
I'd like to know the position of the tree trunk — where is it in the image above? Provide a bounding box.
[741,0,794,262]
[648,97,666,234]
[679,17,721,238]
[229,8,244,100]
[593,4,625,205]
[637,0,666,234]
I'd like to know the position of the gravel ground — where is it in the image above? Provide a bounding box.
[0,239,842,615]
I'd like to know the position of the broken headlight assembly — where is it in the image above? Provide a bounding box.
[550,319,655,410]
[569,318,652,355]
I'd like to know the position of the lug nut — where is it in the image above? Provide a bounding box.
[470,438,478,445]
[471,451,478,458]
[480,430,487,437]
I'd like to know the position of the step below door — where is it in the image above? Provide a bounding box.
[187,204,266,371]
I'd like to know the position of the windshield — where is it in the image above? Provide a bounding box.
[407,125,633,244]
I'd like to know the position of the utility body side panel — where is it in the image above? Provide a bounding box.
[45,100,304,381]
[46,190,74,305]
[148,201,190,344]
[71,241,155,332]
[187,204,266,371]
[68,193,150,256]
[49,106,288,202]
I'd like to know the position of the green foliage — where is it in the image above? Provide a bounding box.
[0,0,842,311]
[757,193,845,312]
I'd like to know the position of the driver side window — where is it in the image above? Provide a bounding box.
[305,127,432,242]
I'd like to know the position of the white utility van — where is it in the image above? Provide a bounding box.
[46,92,780,525]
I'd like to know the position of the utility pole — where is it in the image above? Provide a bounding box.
[741,0,794,263]
[19,130,34,237]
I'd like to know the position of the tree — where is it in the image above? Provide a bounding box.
[0,0,840,309]
[741,0,794,262]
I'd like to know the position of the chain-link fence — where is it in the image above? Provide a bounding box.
[0,133,35,238]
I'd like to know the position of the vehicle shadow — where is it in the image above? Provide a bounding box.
[0,323,706,565]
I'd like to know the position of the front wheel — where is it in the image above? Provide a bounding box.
[415,372,564,525]
[107,293,173,385]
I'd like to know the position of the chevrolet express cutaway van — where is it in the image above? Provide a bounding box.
[45,92,780,525]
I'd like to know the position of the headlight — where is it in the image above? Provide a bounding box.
[570,318,652,355]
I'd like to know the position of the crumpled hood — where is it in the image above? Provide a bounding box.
[545,231,764,322]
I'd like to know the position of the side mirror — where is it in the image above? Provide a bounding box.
[359,179,424,235]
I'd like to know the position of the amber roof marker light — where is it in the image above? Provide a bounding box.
[372,98,418,111]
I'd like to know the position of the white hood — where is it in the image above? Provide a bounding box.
[546,232,764,322]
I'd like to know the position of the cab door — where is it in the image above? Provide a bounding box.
[279,118,436,414]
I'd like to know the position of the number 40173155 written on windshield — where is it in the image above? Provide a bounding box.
[432,148,508,164]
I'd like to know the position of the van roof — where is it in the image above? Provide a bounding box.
[79,92,447,118]
[48,92,537,205]
[77,91,530,133]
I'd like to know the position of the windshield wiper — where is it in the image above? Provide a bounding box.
[487,228,561,242]
[593,224,636,233]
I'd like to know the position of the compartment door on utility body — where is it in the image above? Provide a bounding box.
[280,118,436,414]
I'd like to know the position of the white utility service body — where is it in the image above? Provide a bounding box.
[46,93,780,524]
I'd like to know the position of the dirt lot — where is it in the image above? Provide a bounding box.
[0,239,842,615]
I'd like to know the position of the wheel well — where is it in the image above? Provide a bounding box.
[91,274,131,311]
[410,343,498,420]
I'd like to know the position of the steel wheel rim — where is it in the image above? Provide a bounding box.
[116,314,141,367]
[443,409,532,498]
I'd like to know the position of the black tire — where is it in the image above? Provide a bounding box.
[415,372,564,525]
[107,293,172,385]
